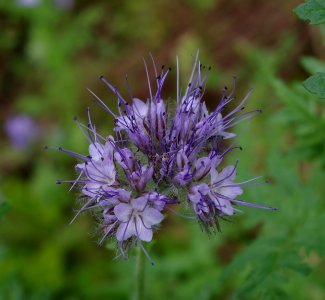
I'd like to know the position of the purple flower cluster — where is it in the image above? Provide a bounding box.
[53,54,275,258]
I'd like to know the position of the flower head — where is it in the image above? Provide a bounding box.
[51,53,276,258]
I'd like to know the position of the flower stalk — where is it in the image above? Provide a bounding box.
[133,243,146,300]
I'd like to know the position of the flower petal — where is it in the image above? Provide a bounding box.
[219,185,243,199]
[114,203,132,222]
[116,221,136,241]
[135,217,153,242]
[219,165,237,181]
[89,143,104,160]
[212,196,234,215]
[133,98,148,118]
[131,196,148,211]
[142,208,164,227]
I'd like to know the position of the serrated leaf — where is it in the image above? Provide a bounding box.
[294,0,325,25]
[303,72,325,98]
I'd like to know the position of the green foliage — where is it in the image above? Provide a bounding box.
[0,1,324,299]
[294,1,325,100]
[235,42,325,167]
[0,201,10,220]
[287,1,325,165]
[294,0,325,25]
[301,56,325,73]
[303,72,325,98]
[301,56,325,99]
[220,158,325,300]
[272,80,325,165]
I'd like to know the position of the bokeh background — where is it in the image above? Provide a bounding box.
[0,0,324,299]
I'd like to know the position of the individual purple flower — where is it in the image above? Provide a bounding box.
[192,156,214,181]
[76,140,116,198]
[115,195,164,242]
[5,114,40,149]
[190,165,240,218]
[209,165,243,215]
[51,53,276,258]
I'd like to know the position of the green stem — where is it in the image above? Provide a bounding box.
[133,243,146,300]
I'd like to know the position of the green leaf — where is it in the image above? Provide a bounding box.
[301,56,325,74]
[294,0,325,25]
[303,72,325,98]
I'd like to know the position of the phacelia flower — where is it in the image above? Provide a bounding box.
[115,196,164,243]
[50,53,276,258]
[5,114,40,149]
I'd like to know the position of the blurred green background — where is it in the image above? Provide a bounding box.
[0,0,324,299]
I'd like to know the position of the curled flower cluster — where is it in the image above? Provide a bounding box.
[52,54,275,258]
